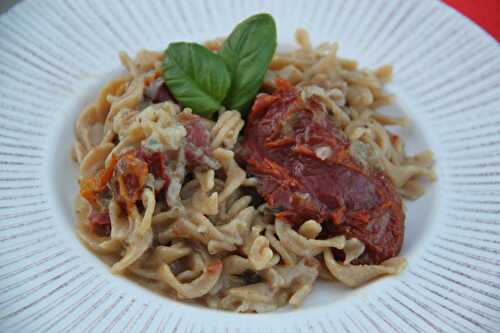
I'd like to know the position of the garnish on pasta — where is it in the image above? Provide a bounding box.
[72,14,436,313]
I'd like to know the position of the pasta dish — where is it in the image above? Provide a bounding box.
[72,14,436,312]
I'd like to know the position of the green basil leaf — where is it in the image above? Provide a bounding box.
[162,42,231,116]
[219,13,277,112]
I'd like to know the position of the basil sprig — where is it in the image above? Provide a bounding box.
[162,14,277,117]
[162,42,231,116]
[219,13,277,112]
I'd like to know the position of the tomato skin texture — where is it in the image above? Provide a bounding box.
[238,83,405,264]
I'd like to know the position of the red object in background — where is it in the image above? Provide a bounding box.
[443,0,500,41]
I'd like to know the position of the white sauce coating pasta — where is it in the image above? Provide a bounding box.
[73,32,435,312]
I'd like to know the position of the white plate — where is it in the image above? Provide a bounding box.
[0,0,499,332]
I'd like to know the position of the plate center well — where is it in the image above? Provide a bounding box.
[49,62,441,312]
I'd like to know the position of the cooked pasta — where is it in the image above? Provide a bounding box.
[72,30,434,313]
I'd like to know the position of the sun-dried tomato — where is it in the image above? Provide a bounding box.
[238,82,405,264]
